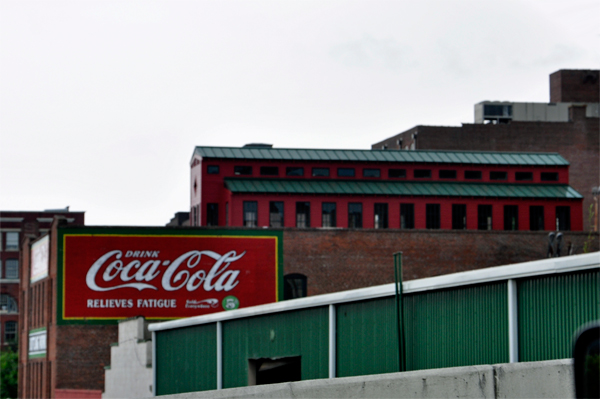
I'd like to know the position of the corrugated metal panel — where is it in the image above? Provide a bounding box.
[336,297,399,378]
[194,146,569,166]
[221,307,329,389]
[154,324,217,396]
[224,178,583,199]
[518,269,600,362]
[403,282,509,371]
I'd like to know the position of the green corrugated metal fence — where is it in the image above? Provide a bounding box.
[222,307,329,389]
[154,324,217,396]
[153,262,599,396]
[518,269,599,362]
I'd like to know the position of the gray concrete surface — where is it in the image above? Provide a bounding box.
[156,359,574,399]
[103,317,154,399]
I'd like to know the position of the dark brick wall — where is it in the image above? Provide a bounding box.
[550,69,599,103]
[54,325,117,391]
[371,108,599,231]
[283,228,599,296]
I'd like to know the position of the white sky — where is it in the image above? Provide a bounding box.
[1,0,599,226]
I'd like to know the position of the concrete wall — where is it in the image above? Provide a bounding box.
[158,359,574,399]
[103,317,153,399]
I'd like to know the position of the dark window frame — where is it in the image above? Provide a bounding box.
[374,203,388,229]
[465,170,482,180]
[389,169,407,178]
[556,206,571,231]
[452,204,467,230]
[260,166,279,176]
[337,168,355,177]
[414,169,432,179]
[400,204,415,229]
[363,168,381,178]
[207,165,220,175]
[206,203,219,226]
[425,204,441,229]
[541,172,559,182]
[312,168,330,177]
[504,205,519,231]
[296,202,311,228]
[515,172,533,181]
[348,203,363,228]
[286,167,304,177]
[439,170,457,179]
[530,206,545,231]
[490,171,508,181]
[234,166,253,176]
[243,201,258,227]
[478,205,493,230]
[269,201,284,228]
[321,202,337,228]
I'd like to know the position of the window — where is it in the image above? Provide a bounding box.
[414,169,431,178]
[322,203,336,228]
[556,206,571,231]
[260,166,279,176]
[284,274,307,300]
[5,259,18,279]
[286,167,304,177]
[312,168,330,177]
[337,168,355,177]
[400,204,415,229]
[348,203,362,228]
[4,321,17,343]
[363,169,381,178]
[504,205,518,231]
[0,295,17,313]
[478,205,493,230]
[465,170,482,180]
[243,201,258,227]
[5,232,18,251]
[269,202,284,228]
[296,202,310,228]
[374,203,388,229]
[439,170,457,179]
[541,172,559,181]
[206,204,218,226]
[389,169,406,178]
[234,166,253,176]
[425,204,440,229]
[452,204,467,230]
[490,171,507,180]
[207,165,220,174]
[530,206,545,231]
[248,356,301,386]
[484,104,512,118]
[515,172,533,181]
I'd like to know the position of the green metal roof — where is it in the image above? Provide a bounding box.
[194,146,569,166]
[224,178,582,199]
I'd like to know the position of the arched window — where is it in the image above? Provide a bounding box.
[284,274,307,300]
[0,294,18,313]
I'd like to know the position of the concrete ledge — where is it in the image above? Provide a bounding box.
[156,359,574,399]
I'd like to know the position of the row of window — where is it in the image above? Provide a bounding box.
[234,201,571,231]
[0,232,19,251]
[0,260,19,279]
[209,165,559,182]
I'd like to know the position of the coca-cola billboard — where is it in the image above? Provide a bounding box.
[57,229,282,323]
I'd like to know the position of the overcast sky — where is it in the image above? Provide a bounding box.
[1,0,598,226]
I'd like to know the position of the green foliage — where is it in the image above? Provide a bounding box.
[0,348,18,399]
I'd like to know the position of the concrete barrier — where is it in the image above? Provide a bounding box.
[156,359,574,399]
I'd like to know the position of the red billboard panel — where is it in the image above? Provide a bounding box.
[58,230,282,323]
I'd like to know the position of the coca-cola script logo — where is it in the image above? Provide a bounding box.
[86,250,244,292]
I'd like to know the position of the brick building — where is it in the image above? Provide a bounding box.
[372,69,599,232]
[0,209,84,351]
[190,146,583,232]
[18,219,598,398]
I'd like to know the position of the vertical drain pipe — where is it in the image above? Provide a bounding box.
[394,252,406,372]
[217,321,223,389]
[329,304,336,378]
[508,279,519,363]
[152,331,156,397]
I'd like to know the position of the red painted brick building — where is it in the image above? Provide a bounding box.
[372,69,599,231]
[0,209,84,352]
[190,146,582,232]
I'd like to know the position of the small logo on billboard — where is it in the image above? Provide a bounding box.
[185,299,219,309]
[222,296,239,310]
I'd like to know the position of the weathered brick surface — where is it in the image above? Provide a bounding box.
[283,229,599,296]
[550,69,599,103]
